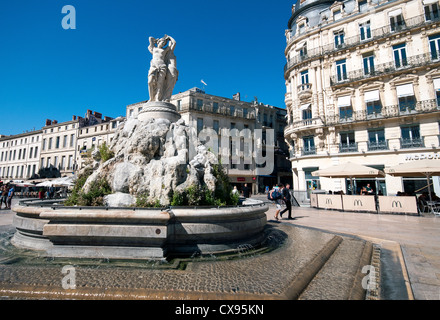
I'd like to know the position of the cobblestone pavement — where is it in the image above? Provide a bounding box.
[0,198,373,300]
[259,196,440,300]
[2,197,438,300]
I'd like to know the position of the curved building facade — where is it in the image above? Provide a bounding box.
[284,0,440,196]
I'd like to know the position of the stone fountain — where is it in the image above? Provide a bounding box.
[11,35,268,260]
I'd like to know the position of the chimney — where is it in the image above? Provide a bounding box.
[94,112,102,119]
[45,119,52,126]
[72,115,77,121]
[52,120,58,124]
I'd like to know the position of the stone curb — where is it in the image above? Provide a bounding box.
[348,241,373,300]
[280,235,344,300]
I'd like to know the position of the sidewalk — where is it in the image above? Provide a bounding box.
[262,199,440,300]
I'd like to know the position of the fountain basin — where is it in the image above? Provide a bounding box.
[11,199,268,260]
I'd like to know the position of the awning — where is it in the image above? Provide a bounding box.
[434,78,440,90]
[299,103,311,111]
[396,83,414,97]
[423,0,438,5]
[364,90,380,103]
[337,95,352,107]
[388,8,402,17]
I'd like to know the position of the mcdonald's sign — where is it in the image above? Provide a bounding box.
[353,199,363,207]
[392,200,402,208]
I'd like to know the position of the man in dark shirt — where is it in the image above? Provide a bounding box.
[242,183,250,198]
[280,184,293,219]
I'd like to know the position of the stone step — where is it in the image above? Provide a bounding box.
[298,237,373,300]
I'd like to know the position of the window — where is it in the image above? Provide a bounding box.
[299,44,307,58]
[243,108,248,118]
[333,10,342,21]
[393,43,407,68]
[334,30,345,48]
[368,129,387,151]
[55,136,60,149]
[359,21,371,41]
[298,24,305,35]
[42,139,46,151]
[34,147,38,158]
[390,10,404,32]
[230,106,235,116]
[48,138,53,150]
[363,53,375,75]
[396,83,416,112]
[401,125,423,148]
[303,136,315,155]
[364,90,381,116]
[177,100,182,111]
[213,102,219,113]
[70,134,75,147]
[299,70,310,90]
[358,0,368,12]
[340,132,357,153]
[196,99,203,110]
[336,59,348,82]
[213,120,219,134]
[63,135,68,148]
[302,105,312,121]
[434,78,440,106]
[197,118,203,134]
[429,34,440,60]
[339,107,353,120]
[425,2,439,21]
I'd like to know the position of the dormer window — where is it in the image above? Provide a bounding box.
[333,9,342,20]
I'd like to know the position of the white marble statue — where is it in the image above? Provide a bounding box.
[148,35,178,102]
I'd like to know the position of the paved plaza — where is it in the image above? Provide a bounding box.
[0,197,439,300]
[259,196,440,300]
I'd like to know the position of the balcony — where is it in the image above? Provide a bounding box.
[330,51,440,86]
[284,13,440,74]
[400,138,425,149]
[302,146,316,156]
[324,100,440,126]
[339,142,358,153]
[368,140,389,151]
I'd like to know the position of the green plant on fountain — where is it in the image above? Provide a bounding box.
[65,123,239,208]
[65,143,114,206]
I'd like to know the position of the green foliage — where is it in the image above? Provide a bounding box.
[170,164,239,207]
[64,168,111,207]
[99,142,114,162]
[134,193,162,208]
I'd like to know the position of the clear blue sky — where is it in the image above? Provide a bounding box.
[0,0,293,136]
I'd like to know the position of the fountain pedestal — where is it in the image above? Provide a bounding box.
[137,101,181,123]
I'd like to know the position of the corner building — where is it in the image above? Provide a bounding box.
[284,0,440,197]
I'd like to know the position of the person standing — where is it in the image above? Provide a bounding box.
[7,185,15,209]
[280,184,293,219]
[0,185,6,209]
[242,183,250,198]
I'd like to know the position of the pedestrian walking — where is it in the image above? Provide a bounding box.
[1,185,9,210]
[280,183,293,219]
[242,183,250,198]
[7,185,15,209]
[268,184,283,221]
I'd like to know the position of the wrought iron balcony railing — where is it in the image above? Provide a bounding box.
[339,142,358,153]
[368,140,389,151]
[400,138,425,149]
[285,13,440,73]
[302,146,316,156]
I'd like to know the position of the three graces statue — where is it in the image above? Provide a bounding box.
[148,35,178,102]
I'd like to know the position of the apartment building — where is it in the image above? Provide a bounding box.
[0,130,42,180]
[284,0,440,196]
